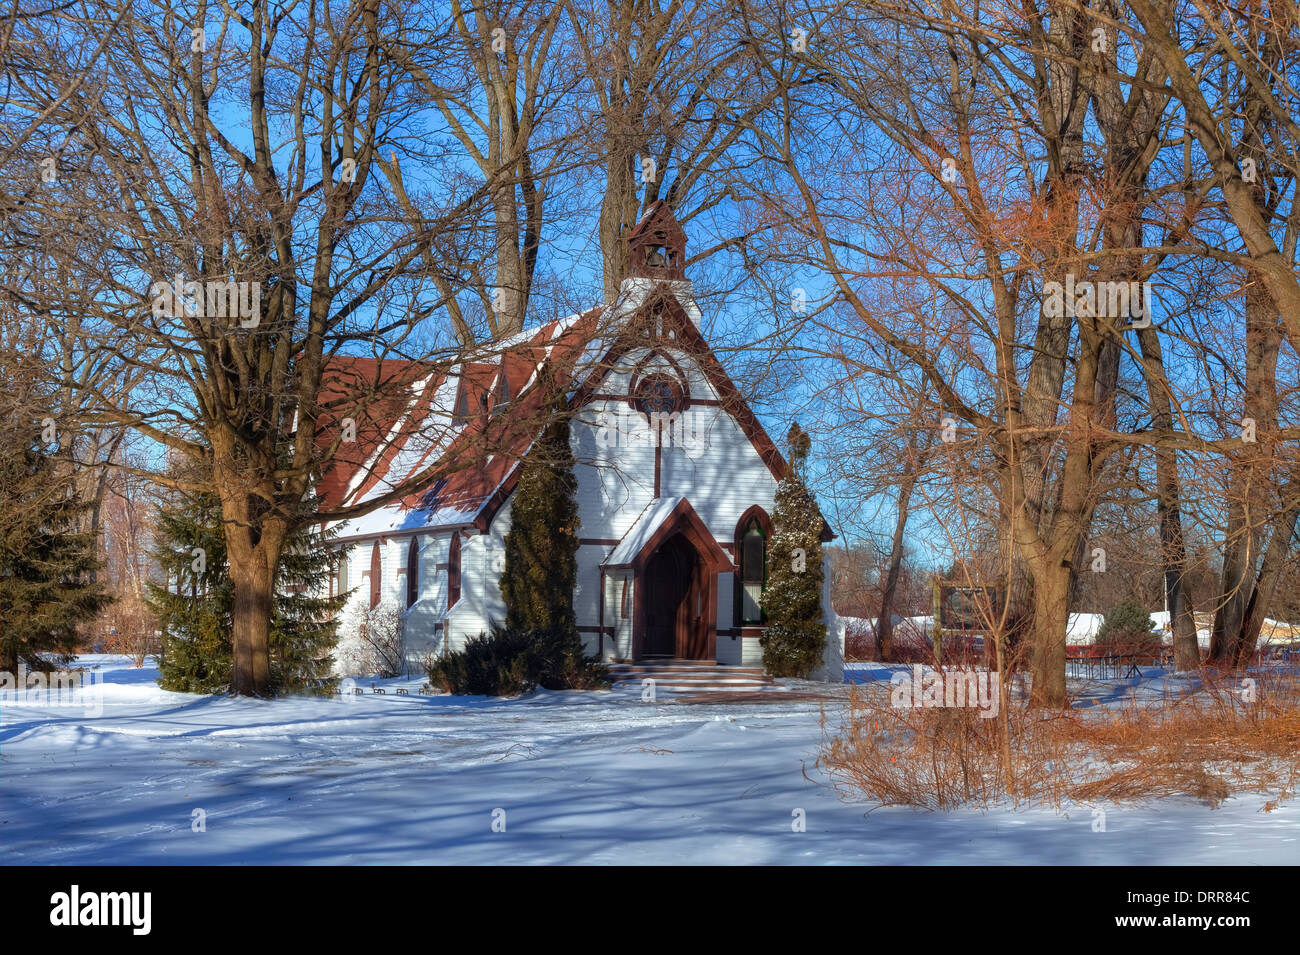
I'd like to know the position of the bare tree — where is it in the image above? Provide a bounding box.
[18,0,569,695]
[95,457,159,665]
[386,0,577,339]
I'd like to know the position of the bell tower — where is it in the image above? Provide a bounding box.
[626,200,687,280]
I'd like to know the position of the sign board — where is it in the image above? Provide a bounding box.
[938,584,1002,632]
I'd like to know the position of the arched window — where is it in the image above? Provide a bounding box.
[406,537,420,609]
[493,364,511,413]
[447,533,462,609]
[335,548,349,598]
[735,510,769,626]
[453,383,471,423]
[369,541,382,609]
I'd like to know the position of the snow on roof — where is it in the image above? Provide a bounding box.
[316,306,607,534]
[331,500,482,541]
[605,497,685,567]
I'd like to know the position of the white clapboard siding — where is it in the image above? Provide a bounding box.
[400,534,450,671]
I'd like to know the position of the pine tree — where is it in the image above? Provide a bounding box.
[1096,598,1160,649]
[760,423,828,678]
[501,392,580,636]
[0,416,111,673]
[148,487,232,692]
[148,481,346,696]
[274,518,349,689]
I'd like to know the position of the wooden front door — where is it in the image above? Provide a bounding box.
[679,567,710,660]
[643,535,695,657]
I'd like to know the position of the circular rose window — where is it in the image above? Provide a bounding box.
[633,373,687,416]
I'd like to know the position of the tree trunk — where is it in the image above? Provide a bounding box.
[1135,325,1199,670]
[996,489,1034,669]
[492,184,526,336]
[998,2,1088,682]
[1234,482,1300,669]
[876,470,918,663]
[1028,560,1070,708]
[1024,308,1104,709]
[229,553,274,697]
[600,150,641,301]
[1211,275,1279,664]
[1163,490,1201,672]
[213,435,288,697]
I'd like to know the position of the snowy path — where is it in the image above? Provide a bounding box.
[0,657,1295,864]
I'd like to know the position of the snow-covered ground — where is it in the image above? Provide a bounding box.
[1,656,1295,865]
[843,612,1300,650]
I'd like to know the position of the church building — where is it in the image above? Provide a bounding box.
[316,202,844,681]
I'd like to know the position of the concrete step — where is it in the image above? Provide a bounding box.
[608,661,778,692]
[610,671,769,677]
[612,674,771,684]
[613,677,783,689]
[622,684,789,693]
[609,661,764,668]
[611,670,769,675]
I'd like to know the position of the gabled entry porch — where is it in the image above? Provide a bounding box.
[603,497,734,662]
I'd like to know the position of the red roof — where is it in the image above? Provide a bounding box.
[314,356,445,512]
[314,307,605,526]
[313,283,819,538]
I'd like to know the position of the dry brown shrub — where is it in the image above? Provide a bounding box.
[821,667,1300,811]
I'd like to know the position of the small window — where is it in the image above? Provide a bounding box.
[336,548,349,597]
[448,533,462,609]
[620,578,630,619]
[739,518,766,625]
[494,366,511,411]
[369,541,382,609]
[406,537,420,609]
[453,382,471,422]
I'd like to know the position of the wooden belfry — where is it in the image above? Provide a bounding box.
[626,199,687,280]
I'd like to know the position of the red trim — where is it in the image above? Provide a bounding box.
[626,350,691,413]
[605,498,734,573]
[369,542,382,609]
[654,435,661,496]
[406,537,419,609]
[616,498,731,663]
[597,569,606,655]
[734,504,773,540]
[447,533,462,609]
[734,506,770,627]
[632,568,645,658]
